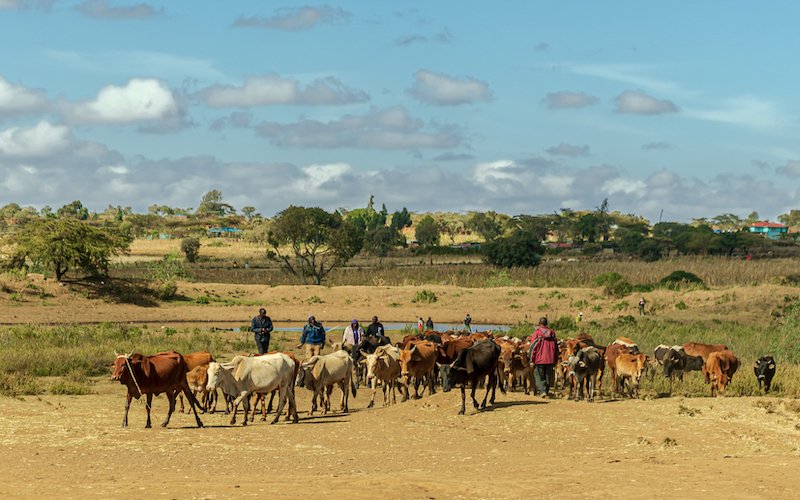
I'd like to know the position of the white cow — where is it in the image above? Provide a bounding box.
[297,350,356,415]
[361,345,401,408]
[206,354,298,426]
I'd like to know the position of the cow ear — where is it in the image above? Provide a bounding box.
[768,364,775,369]
[465,352,474,374]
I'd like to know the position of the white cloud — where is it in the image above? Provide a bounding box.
[61,78,179,124]
[601,178,646,197]
[407,69,492,106]
[254,106,463,150]
[0,76,48,113]
[683,95,785,128]
[0,0,54,10]
[546,143,590,157]
[74,0,163,20]
[614,90,678,115]
[777,160,800,178]
[233,5,351,31]
[197,74,368,108]
[0,121,71,158]
[543,91,598,109]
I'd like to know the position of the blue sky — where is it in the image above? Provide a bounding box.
[0,1,798,222]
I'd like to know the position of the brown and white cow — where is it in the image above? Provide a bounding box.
[614,353,649,398]
[361,345,402,407]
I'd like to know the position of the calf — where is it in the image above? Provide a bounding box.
[615,353,649,398]
[179,351,215,412]
[186,364,216,412]
[440,340,504,414]
[350,335,392,386]
[568,346,601,402]
[112,351,204,428]
[754,356,776,393]
[399,340,438,400]
[663,347,704,382]
[706,350,739,397]
[361,345,402,407]
[297,350,357,415]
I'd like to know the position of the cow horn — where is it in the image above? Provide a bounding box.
[114,350,119,356]
[127,351,133,358]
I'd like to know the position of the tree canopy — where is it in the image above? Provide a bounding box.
[10,219,132,280]
[267,206,362,285]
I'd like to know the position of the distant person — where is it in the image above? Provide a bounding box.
[417,317,424,333]
[425,317,434,330]
[463,313,472,333]
[575,311,583,326]
[638,297,646,316]
[529,317,558,398]
[366,316,385,338]
[233,260,239,269]
[244,261,250,269]
[251,308,273,354]
[298,315,326,358]
[342,319,364,350]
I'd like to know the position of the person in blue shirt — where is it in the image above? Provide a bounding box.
[297,315,326,358]
[251,308,273,354]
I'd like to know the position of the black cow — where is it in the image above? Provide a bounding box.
[663,347,704,382]
[653,344,674,365]
[568,346,601,402]
[754,356,776,393]
[440,340,504,414]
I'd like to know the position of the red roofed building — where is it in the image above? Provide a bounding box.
[748,221,788,240]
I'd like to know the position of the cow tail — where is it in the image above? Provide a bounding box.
[351,367,358,398]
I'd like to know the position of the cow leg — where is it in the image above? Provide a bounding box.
[122,393,132,427]
[249,394,257,422]
[471,377,480,409]
[266,390,277,414]
[413,378,421,399]
[368,378,376,408]
[340,380,348,413]
[179,393,185,413]
[231,392,248,425]
[481,373,494,409]
[459,384,466,415]
[271,386,287,425]
[162,390,177,428]
[145,393,153,428]
[427,370,436,396]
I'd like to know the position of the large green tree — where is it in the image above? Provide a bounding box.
[267,206,362,285]
[482,230,544,268]
[196,190,235,217]
[11,219,131,280]
[415,215,440,246]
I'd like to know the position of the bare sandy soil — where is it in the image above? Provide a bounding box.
[1,381,798,499]
[0,279,790,327]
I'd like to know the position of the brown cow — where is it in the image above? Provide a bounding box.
[179,351,215,412]
[683,342,727,382]
[604,343,632,385]
[706,350,739,396]
[186,364,216,412]
[614,353,649,398]
[112,351,204,428]
[437,336,475,364]
[399,340,438,400]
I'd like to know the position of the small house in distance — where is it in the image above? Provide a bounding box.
[207,226,242,238]
[748,221,788,240]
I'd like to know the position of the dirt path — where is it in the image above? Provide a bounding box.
[1,381,798,499]
[0,282,789,327]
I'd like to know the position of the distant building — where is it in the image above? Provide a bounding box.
[207,227,243,238]
[748,221,788,240]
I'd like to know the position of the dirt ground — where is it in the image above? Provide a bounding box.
[0,279,791,327]
[1,381,799,499]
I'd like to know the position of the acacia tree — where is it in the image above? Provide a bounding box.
[415,215,440,246]
[11,219,132,280]
[267,206,362,285]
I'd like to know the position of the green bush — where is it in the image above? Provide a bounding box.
[594,272,632,298]
[412,289,437,303]
[675,300,688,310]
[0,372,43,397]
[659,270,705,289]
[181,237,201,263]
[482,230,543,268]
[153,278,178,300]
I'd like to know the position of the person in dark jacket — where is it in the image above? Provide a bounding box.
[366,316,385,338]
[251,308,273,354]
[297,315,326,358]
[425,317,434,330]
[529,317,558,398]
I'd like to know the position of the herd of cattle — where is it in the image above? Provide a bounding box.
[110,330,778,428]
